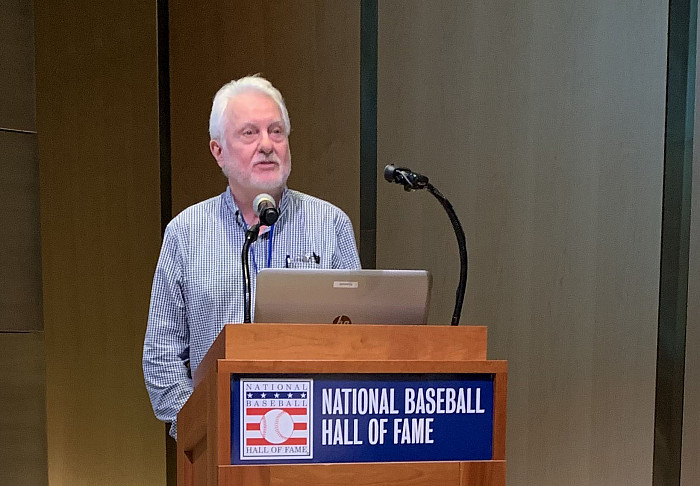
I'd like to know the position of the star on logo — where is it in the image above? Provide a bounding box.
[247,393,252,398]
[287,393,293,398]
[301,392,306,398]
[274,393,280,398]
[260,393,266,398]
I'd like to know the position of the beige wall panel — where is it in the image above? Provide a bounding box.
[0,131,43,330]
[34,1,165,484]
[0,0,36,130]
[378,2,666,485]
[0,331,47,485]
[169,0,360,226]
[681,19,700,484]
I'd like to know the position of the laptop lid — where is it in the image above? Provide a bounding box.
[253,269,432,325]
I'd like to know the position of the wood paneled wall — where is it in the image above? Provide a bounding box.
[34,1,165,484]
[377,2,666,484]
[0,0,46,484]
[0,130,42,331]
[0,0,36,131]
[169,1,360,223]
[0,332,47,485]
[0,0,42,332]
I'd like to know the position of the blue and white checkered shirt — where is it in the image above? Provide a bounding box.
[143,188,360,438]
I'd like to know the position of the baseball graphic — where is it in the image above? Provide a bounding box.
[260,409,294,444]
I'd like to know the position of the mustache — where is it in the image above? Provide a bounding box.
[253,155,282,164]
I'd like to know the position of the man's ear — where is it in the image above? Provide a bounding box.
[210,139,223,165]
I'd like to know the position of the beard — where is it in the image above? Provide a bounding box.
[222,155,292,195]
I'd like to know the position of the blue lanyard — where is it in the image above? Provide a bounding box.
[243,221,275,274]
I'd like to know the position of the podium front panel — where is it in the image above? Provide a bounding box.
[230,373,494,465]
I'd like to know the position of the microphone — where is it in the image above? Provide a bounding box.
[384,165,430,191]
[253,193,279,226]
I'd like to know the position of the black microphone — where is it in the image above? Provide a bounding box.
[253,193,279,226]
[384,165,430,191]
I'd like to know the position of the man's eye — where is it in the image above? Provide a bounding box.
[270,127,285,140]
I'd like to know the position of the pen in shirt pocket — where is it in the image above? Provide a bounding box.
[285,252,320,267]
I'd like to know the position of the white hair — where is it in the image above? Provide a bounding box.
[209,75,291,142]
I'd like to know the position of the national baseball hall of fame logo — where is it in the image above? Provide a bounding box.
[240,379,313,460]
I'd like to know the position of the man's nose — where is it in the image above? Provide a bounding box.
[259,132,273,154]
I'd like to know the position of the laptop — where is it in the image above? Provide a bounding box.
[253,269,432,325]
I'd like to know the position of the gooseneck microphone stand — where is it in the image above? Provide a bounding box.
[242,223,261,323]
[384,165,468,326]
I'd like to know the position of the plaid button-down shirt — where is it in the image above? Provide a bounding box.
[143,188,360,438]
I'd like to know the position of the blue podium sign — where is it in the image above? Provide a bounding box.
[231,374,493,465]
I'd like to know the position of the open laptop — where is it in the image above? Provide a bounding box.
[253,269,432,325]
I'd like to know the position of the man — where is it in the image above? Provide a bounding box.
[143,75,361,438]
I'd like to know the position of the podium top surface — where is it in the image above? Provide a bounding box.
[194,324,488,386]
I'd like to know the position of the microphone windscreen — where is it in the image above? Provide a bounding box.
[253,193,276,212]
[253,193,279,226]
[384,165,397,183]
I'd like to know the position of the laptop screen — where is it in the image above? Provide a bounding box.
[253,269,432,325]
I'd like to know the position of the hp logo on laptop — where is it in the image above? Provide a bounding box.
[332,315,352,324]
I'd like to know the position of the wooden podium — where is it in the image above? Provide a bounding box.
[178,324,507,486]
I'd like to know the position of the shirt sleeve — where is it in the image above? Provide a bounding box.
[143,223,193,439]
[332,210,362,269]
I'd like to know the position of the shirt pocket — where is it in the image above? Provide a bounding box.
[285,251,321,269]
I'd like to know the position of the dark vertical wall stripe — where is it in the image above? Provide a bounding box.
[653,0,696,484]
[158,0,172,236]
[157,0,176,484]
[360,0,378,269]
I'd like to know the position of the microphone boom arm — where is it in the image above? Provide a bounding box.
[384,165,467,326]
[425,183,467,326]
